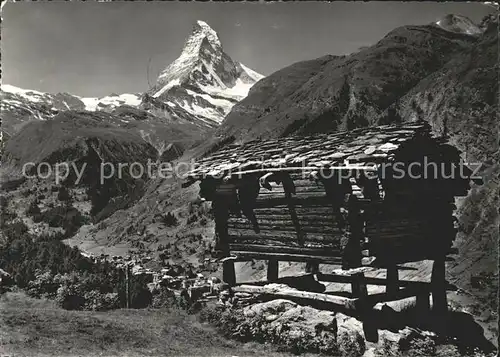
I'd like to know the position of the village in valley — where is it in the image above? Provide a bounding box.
[81,250,227,304]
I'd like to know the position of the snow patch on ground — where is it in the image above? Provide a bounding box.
[153,79,181,98]
[80,97,100,111]
[434,15,483,35]
[240,63,265,82]
[177,98,222,126]
[185,89,234,117]
[199,78,254,102]
[80,93,142,111]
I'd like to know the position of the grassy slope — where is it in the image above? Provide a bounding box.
[0,292,295,357]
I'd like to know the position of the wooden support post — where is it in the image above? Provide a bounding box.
[223,260,236,286]
[282,173,305,246]
[363,318,379,343]
[267,259,279,282]
[351,272,368,298]
[431,258,447,313]
[125,263,131,309]
[213,191,232,255]
[305,262,319,274]
[386,265,399,296]
[343,194,364,269]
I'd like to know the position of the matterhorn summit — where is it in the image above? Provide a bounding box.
[143,20,264,128]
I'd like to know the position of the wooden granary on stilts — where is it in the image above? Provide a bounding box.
[183,122,477,322]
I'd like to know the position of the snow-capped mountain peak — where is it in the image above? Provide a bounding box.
[156,20,222,84]
[190,20,223,52]
[434,14,483,36]
[2,84,47,103]
[145,20,264,128]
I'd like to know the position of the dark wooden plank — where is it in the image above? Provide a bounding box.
[253,207,335,215]
[227,222,341,234]
[305,262,320,274]
[251,214,337,221]
[213,196,231,254]
[228,237,340,250]
[229,243,341,256]
[258,191,328,199]
[228,217,338,226]
[230,251,344,264]
[227,229,343,242]
[228,217,337,225]
[229,237,329,247]
[254,196,332,208]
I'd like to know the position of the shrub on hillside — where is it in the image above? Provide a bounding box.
[0,223,155,312]
[186,200,212,224]
[57,186,71,201]
[1,220,28,238]
[129,275,153,308]
[162,212,178,227]
[1,178,26,191]
[26,270,60,299]
[25,201,41,217]
[151,286,177,309]
[83,290,120,311]
[0,229,94,287]
[25,268,127,311]
[38,205,87,237]
[56,284,85,310]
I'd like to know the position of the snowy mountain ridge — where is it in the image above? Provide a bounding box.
[1,84,141,112]
[434,14,483,35]
[80,93,142,111]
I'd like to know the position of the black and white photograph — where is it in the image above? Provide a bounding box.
[0,1,498,356]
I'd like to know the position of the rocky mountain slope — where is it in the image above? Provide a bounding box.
[390,18,499,164]
[1,85,83,137]
[216,16,491,143]
[1,111,159,225]
[142,20,263,128]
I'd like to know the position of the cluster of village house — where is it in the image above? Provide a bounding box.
[82,251,224,300]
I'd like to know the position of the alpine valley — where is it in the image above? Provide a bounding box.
[1,14,498,351]
[1,21,263,157]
